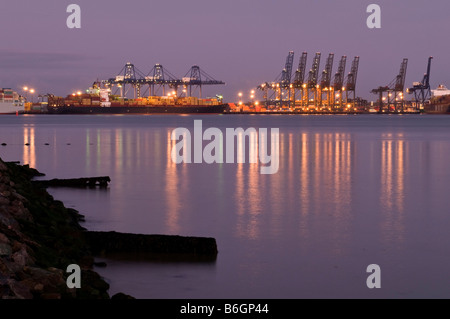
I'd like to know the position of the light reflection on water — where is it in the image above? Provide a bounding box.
[0,114,450,298]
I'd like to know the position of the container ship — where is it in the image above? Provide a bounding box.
[46,84,228,114]
[0,88,25,114]
[424,84,450,114]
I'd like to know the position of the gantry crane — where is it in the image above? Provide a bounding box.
[105,62,147,98]
[104,62,224,99]
[307,52,321,106]
[257,51,295,108]
[145,64,179,96]
[407,56,432,109]
[278,51,295,106]
[182,65,225,98]
[319,53,334,107]
[392,58,408,111]
[333,56,347,109]
[371,58,408,113]
[292,52,308,107]
[344,56,360,109]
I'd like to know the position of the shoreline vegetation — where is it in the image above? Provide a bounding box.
[0,157,218,299]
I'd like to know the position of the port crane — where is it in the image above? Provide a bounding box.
[280,51,295,106]
[182,65,225,98]
[292,52,308,107]
[333,56,347,109]
[306,52,321,106]
[371,58,408,113]
[344,56,360,109]
[257,52,360,111]
[407,56,433,108]
[105,62,147,98]
[103,62,224,99]
[145,64,179,97]
[319,53,335,107]
[257,51,295,107]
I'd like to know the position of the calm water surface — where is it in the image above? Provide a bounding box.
[0,114,449,298]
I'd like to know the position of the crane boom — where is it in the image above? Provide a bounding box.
[307,52,321,88]
[320,53,334,87]
[333,56,347,91]
[345,56,359,91]
[293,52,308,88]
[280,51,295,88]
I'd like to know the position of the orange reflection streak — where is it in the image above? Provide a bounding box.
[288,133,293,192]
[247,161,261,240]
[96,129,102,170]
[154,130,162,168]
[115,129,123,172]
[235,130,278,240]
[86,129,91,174]
[23,126,36,168]
[313,133,321,214]
[165,131,181,234]
[125,129,133,170]
[299,133,310,238]
[234,161,246,238]
[235,129,248,238]
[268,133,283,237]
[328,134,352,255]
[396,140,405,214]
[380,135,406,245]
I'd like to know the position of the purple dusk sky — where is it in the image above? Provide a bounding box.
[0,0,448,102]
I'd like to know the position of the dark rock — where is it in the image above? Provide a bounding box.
[0,196,9,206]
[7,279,33,299]
[40,292,61,299]
[93,261,107,268]
[0,233,9,245]
[111,292,135,299]
[0,243,12,257]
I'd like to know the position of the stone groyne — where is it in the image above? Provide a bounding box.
[0,158,218,299]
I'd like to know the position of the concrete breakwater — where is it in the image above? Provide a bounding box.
[85,231,218,262]
[0,158,218,299]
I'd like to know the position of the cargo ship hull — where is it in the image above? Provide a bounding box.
[0,101,24,114]
[0,88,25,114]
[424,103,450,114]
[46,104,228,114]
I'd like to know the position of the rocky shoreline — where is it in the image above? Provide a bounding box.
[0,157,218,299]
[0,158,116,299]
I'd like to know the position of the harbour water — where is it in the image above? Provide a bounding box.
[1,114,450,298]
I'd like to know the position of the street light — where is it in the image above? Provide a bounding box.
[22,86,29,102]
[29,89,35,103]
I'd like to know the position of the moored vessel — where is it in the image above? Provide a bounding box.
[425,84,450,114]
[45,84,228,114]
[0,88,25,114]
